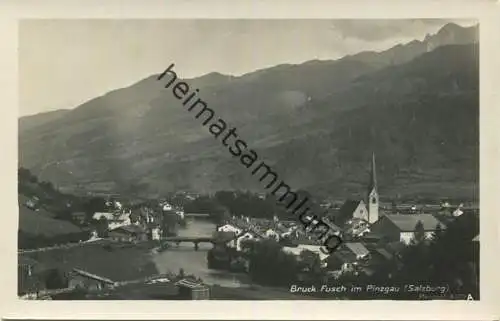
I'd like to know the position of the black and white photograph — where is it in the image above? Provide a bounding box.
[16,18,481,302]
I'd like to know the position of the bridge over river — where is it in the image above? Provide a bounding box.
[160,236,217,251]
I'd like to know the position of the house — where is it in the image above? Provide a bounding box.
[93,212,114,221]
[452,204,465,217]
[344,242,370,260]
[71,212,87,225]
[235,231,258,252]
[108,225,148,243]
[369,214,446,245]
[68,268,116,292]
[161,202,173,211]
[323,242,371,272]
[264,228,280,241]
[217,224,243,236]
[149,226,162,241]
[175,278,210,300]
[86,229,100,242]
[283,243,331,267]
[93,211,132,230]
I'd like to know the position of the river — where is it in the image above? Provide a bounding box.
[151,219,252,288]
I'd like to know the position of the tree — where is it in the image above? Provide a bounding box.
[414,220,426,244]
[162,211,180,237]
[299,250,322,275]
[211,205,231,224]
[391,200,397,214]
[214,191,236,208]
[44,269,68,289]
[18,167,37,183]
[248,239,298,286]
[383,213,479,298]
[433,223,444,241]
[83,197,107,220]
[94,217,109,238]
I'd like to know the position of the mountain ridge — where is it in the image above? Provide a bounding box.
[19,23,479,200]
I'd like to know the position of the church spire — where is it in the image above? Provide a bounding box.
[367,152,379,224]
[368,152,377,194]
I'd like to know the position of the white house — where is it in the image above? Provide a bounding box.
[264,228,280,242]
[151,227,161,240]
[296,244,331,262]
[93,211,132,230]
[114,201,123,210]
[236,231,257,252]
[161,202,173,211]
[176,210,185,220]
[92,212,115,221]
[282,244,330,268]
[217,224,243,236]
[453,204,464,217]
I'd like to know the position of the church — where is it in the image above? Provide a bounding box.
[336,153,380,226]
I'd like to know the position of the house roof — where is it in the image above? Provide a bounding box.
[72,268,116,285]
[218,223,242,231]
[336,200,364,224]
[383,214,446,232]
[344,242,370,257]
[340,200,362,215]
[93,212,115,220]
[175,278,207,289]
[330,248,356,263]
[110,225,146,235]
[297,244,331,261]
[375,248,393,260]
[283,245,330,261]
[385,241,406,254]
[282,246,304,257]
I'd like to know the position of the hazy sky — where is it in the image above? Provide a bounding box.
[19,19,476,117]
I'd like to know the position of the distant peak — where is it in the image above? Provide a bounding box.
[438,22,464,34]
[199,71,231,79]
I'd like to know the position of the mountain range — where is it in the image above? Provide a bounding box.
[18,23,479,201]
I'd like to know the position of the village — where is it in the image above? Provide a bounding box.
[17,154,479,300]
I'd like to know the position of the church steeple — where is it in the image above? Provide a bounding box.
[367,152,379,224]
[368,152,377,194]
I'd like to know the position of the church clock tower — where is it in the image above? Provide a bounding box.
[367,152,379,224]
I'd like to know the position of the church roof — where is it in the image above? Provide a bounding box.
[383,214,446,232]
[335,200,364,225]
[339,200,362,216]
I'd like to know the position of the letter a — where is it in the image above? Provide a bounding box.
[466,294,474,301]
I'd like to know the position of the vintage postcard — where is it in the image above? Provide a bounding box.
[1,0,499,320]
